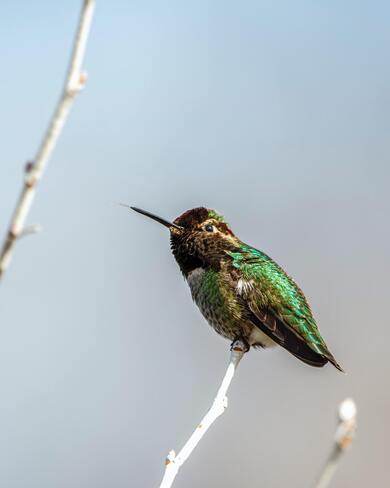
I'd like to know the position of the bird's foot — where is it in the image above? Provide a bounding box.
[230,337,250,353]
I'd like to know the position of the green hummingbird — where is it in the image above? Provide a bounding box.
[130,206,343,371]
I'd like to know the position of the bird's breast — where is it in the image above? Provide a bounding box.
[186,266,277,348]
[186,267,206,294]
[186,267,232,335]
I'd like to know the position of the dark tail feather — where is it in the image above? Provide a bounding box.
[249,309,344,372]
[290,350,328,368]
[322,351,345,373]
[290,349,344,372]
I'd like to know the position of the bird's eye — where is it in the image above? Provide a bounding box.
[205,224,214,232]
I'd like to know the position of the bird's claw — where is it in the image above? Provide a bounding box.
[230,337,250,353]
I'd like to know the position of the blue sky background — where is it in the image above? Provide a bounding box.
[1,1,390,487]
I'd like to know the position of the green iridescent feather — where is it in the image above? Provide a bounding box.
[197,267,243,327]
[228,245,335,360]
[207,209,229,224]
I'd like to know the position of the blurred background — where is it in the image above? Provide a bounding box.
[1,1,389,487]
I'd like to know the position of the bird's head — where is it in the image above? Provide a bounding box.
[130,206,240,276]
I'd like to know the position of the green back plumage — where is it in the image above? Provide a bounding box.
[228,244,340,367]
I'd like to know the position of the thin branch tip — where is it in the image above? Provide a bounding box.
[335,397,357,451]
[165,450,176,466]
[19,225,43,240]
[315,397,357,488]
[338,398,357,423]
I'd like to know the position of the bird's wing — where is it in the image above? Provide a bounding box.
[227,246,343,371]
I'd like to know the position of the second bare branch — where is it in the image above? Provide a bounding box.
[0,0,95,281]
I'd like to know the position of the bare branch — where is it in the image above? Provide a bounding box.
[159,340,246,488]
[315,398,357,488]
[19,224,43,239]
[0,0,95,281]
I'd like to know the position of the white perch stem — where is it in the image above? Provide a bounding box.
[0,0,95,281]
[315,398,357,488]
[159,341,245,488]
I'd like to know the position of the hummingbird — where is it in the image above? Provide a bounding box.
[130,206,343,371]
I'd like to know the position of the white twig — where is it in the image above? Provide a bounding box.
[159,340,246,488]
[18,224,43,239]
[0,0,95,281]
[315,398,357,488]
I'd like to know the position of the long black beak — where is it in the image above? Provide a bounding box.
[122,205,182,231]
